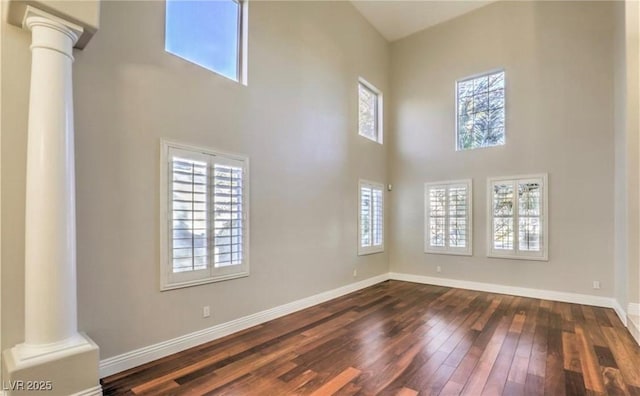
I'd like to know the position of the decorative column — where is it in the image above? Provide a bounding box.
[22,6,83,352]
[2,6,101,396]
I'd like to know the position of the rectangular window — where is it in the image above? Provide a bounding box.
[456,70,505,150]
[424,180,472,255]
[358,78,383,144]
[359,180,384,255]
[160,140,250,290]
[488,174,548,260]
[165,0,247,84]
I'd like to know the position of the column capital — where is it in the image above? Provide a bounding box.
[22,6,84,48]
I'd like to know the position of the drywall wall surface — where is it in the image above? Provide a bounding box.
[389,1,616,297]
[625,0,640,307]
[614,0,628,312]
[66,0,389,359]
[0,14,30,355]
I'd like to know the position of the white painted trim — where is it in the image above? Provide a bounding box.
[99,274,389,378]
[159,139,251,291]
[628,314,640,345]
[486,174,549,261]
[628,302,640,316]
[358,180,385,256]
[424,179,473,256]
[70,385,103,396]
[455,68,506,152]
[100,271,639,378]
[389,272,616,309]
[612,299,628,327]
[357,77,383,144]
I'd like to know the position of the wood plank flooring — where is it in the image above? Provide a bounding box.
[101,280,640,395]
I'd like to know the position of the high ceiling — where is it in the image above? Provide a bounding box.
[351,1,496,42]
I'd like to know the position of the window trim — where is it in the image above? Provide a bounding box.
[424,179,473,256]
[358,77,383,144]
[164,0,249,85]
[486,173,548,261]
[160,139,251,291]
[455,68,506,151]
[358,179,384,256]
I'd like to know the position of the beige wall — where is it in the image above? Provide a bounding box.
[1,10,29,354]
[614,0,629,312]
[2,0,636,370]
[1,1,389,359]
[389,1,616,296]
[626,0,640,308]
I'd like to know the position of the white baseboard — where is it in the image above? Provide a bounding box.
[99,273,389,378]
[70,385,103,396]
[612,300,628,327]
[628,314,640,345]
[389,272,620,313]
[100,271,636,378]
[628,302,640,316]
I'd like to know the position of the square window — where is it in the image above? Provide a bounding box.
[456,70,505,150]
[160,140,250,290]
[358,78,383,143]
[165,0,245,83]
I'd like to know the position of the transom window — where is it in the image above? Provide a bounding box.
[160,140,250,290]
[456,70,505,150]
[424,180,472,255]
[359,180,384,255]
[165,0,247,83]
[358,78,383,144]
[488,174,548,260]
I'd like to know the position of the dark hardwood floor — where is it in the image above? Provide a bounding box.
[102,280,640,395]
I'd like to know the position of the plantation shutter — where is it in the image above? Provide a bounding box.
[213,161,244,268]
[424,180,472,255]
[359,181,384,255]
[170,149,210,274]
[163,144,249,289]
[488,175,546,260]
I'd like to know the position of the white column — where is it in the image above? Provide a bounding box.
[3,7,101,395]
[17,7,86,358]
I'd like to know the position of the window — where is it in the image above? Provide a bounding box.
[165,0,247,83]
[358,180,384,255]
[488,174,548,260]
[424,180,472,255]
[160,140,250,290]
[456,70,505,150]
[358,78,383,143]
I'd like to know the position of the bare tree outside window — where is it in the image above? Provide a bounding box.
[457,71,505,150]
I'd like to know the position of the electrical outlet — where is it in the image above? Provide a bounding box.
[353,269,357,277]
[436,266,441,273]
[593,281,601,290]
[203,306,210,318]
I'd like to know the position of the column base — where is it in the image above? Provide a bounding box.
[2,333,101,396]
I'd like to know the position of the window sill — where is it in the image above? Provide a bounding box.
[358,247,384,256]
[424,249,472,256]
[161,271,249,291]
[487,253,548,262]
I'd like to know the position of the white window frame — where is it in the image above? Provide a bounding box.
[164,0,249,85]
[487,174,548,261]
[424,180,473,256]
[160,139,250,291]
[358,180,384,255]
[358,77,383,144]
[455,68,505,151]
